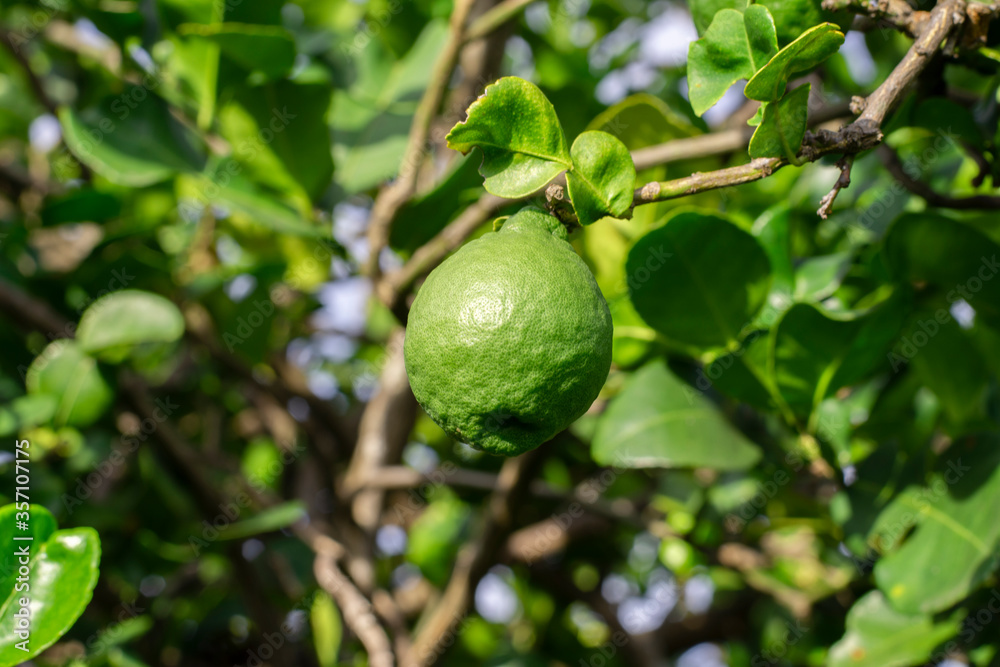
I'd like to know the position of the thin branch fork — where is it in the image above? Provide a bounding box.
[632,0,973,209]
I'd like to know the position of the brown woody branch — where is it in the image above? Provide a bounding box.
[406,449,541,667]
[364,0,478,280]
[879,144,1000,209]
[632,0,975,208]
[822,0,931,37]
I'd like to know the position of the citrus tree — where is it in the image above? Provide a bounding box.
[2,0,1000,666]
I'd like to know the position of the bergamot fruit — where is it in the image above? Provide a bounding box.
[404,207,613,456]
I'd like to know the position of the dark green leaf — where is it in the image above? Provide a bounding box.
[592,360,761,470]
[883,214,1000,329]
[749,83,811,160]
[565,131,636,226]
[828,591,962,667]
[687,5,779,116]
[58,91,206,187]
[771,295,906,416]
[447,77,572,197]
[745,23,845,102]
[77,290,185,359]
[627,210,772,349]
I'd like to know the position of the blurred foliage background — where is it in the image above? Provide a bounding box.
[2,0,1000,666]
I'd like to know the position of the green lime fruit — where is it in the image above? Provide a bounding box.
[404,208,613,457]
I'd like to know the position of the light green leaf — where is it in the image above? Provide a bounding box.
[0,505,101,667]
[793,250,853,301]
[178,23,296,80]
[77,290,185,358]
[627,209,772,349]
[749,83,811,160]
[0,506,57,602]
[58,92,206,187]
[828,591,962,667]
[0,396,58,437]
[592,360,761,470]
[883,214,1000,330]
[770,295,906,416]
[26,341,113,428]
[217,501,307,540]
[331,20,450,194]
[687,5,779,116]
[447,77,572,197]
[874,442,1000,613]
[310,592,342,667]
[406,493,471,586]
[565,131,636,226]
[745,23,845,102]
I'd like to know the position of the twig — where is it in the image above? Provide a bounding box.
[376,193,507,318]
[817,156,854,219]
[342,329,417,532]
[364,0,478,280]
[314,551,396,667]
[0,27,59,115]
[406,450,541,667]
[464,0,535,41]
[376,105,854,315]
[822,0,931,37]
[879,144,1000,209]
[633,0,971,209]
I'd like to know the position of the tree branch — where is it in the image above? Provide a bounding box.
[464,0,534,41]
[879,144,1000,209]
[406,449,541,667]
[632,0,972,208]
[364,0,478,280]
[822,0,931,37]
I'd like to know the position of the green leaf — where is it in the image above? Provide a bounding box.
[874,442,1000,613]
[592,360,761,470]
[331,20,450,194]
[902,312,990,430]
[446,77,572,198]
[406,493,470,586]
[217,501,307,540]
[749,83,811,160]
[26,341,114,428]
[770,296,906,416]
[77,290,185,358]
[793,250,853,301]
[627,209,772,350]
[883,214,1000,330]
[58,91,206,187]
[0,505,101,667]
[310,592,342,667]
[0,506,57,601]
[391,155,485,252]
[178,23,296,80]
[41,190,120,226]
[828,591,962,667]
[219,80,334,202]
[565,131,636,226]
[0,396,58,437]
[745,23,845,102]
[687,5,779,116]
